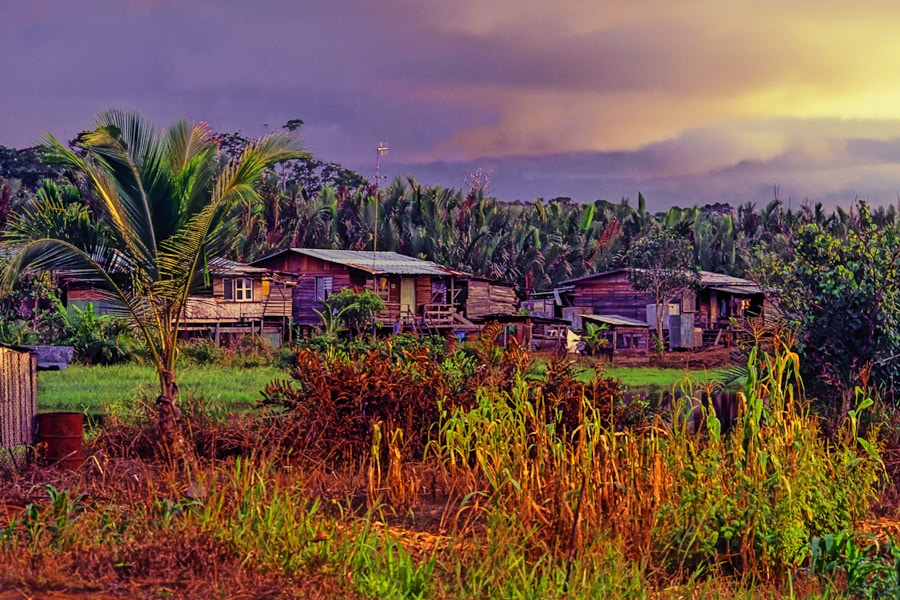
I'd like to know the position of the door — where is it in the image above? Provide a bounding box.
[400,278,415,317]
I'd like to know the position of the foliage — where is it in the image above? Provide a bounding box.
[807,530,900,598]
[0,145,65,189]
[320,287,386,339]
[769,202,900,414]
[654,338,882,578]
[261,328,623,462]
[579,320,609,357]
[625,225,700,354]
[11,333,886,596]
[0,319,37,345]
[1,108,303,457]
[57,301,138,365]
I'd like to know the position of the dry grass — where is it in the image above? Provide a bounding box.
[0,334,889,598]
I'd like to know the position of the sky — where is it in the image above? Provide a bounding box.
[4,1,900,211]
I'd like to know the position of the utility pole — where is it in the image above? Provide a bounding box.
[372,143,388,285]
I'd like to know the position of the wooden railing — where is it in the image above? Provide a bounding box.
[378,302,415,326]
[183,297,291,321]
[422,304,455,329]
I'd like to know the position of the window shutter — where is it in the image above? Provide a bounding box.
[223,278,233,300]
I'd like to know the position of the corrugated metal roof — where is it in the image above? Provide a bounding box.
[561,268,759,289]
[208,257,268,277]
[288,249,468,276]
[582,314,651,328]
[699,272,757,287]
[708,284,763,295]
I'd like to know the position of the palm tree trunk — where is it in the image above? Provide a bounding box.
[156,369,188,465]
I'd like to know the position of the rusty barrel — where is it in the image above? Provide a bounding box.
[37,412,83,470]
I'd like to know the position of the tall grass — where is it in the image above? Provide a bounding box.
[1,334,882,597]
[423,333,882,585]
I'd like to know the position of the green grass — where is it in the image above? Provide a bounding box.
[572,363,736,389]
[38,363,286,414]
[40,361,737,415]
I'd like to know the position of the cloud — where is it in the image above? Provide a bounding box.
[5,1,900,208]
[378,117,900,210]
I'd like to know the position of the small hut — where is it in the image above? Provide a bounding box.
[581,314,651,363]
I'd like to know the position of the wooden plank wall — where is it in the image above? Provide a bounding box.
[0,347,37,448]
[415,277,432,313]
[467,281,518,318]
[488,285,518,315]
[292,272,353,326]
[572,274,654,323]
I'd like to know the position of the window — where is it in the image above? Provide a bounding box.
[315,276,333,303]
[223,278,253,302]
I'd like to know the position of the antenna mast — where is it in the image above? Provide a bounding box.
[373,142,388,288]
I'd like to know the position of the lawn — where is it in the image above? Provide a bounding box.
[40,361,740,417]
[38,363,286,414]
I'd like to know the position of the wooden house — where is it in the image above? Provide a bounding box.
[250,249,517,334]
[180,257,293,346]
[65,257,293,346]
[556,269,765,348]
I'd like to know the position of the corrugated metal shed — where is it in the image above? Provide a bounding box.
[281,249,469,277]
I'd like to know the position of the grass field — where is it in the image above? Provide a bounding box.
[566,360,737,390]
[39,361,738,416]
[38,364,285,414]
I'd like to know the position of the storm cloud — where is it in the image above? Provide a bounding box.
[4,0,900,208]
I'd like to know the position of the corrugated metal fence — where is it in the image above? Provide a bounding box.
[0,346,37,448]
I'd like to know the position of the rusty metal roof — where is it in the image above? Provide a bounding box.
[698,271,757,287]
[561,268,760,290]
[707,284,763,295]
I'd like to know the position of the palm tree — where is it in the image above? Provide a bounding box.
[2,109,304,460]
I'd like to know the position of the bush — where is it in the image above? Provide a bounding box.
[179,339,225,365]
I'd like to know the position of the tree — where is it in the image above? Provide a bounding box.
[771,203,900,416]
[1,108,304,460]
[322,288,386,339]
[625,226,699,355]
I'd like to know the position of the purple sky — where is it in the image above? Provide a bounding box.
[5,1,900,211]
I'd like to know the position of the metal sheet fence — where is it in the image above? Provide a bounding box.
[0,347,37,448]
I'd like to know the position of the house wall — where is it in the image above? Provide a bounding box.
[571,272,654,323]
[415,276,432,313]
[184,276,291,322]
[467,281,518,319]
[291,272,354,326]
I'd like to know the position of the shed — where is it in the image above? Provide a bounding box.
[0,345,37,448]
[463,277,518,320]
[473,314,569,351]
[581,314,651,363]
